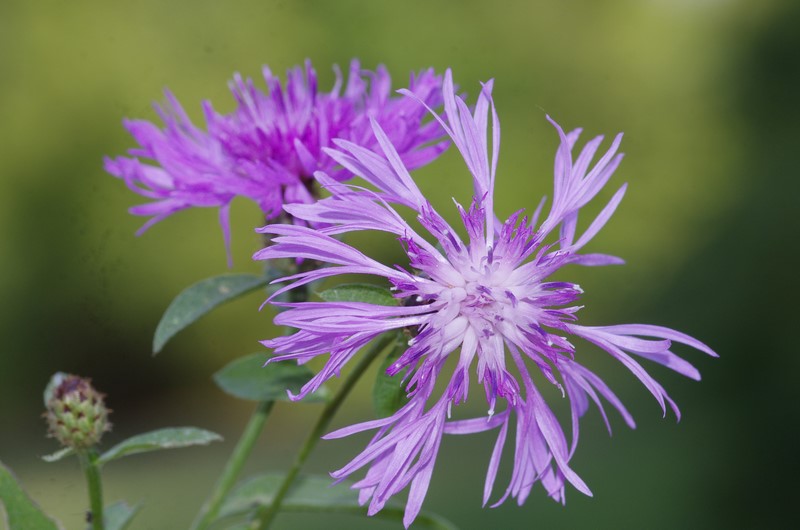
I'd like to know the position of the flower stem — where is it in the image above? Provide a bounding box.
[79,449,104,530]
[191,400,276,530]
[250,332,396,530]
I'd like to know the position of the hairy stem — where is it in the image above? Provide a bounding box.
[250,333,396,529]
[191,400,276,530]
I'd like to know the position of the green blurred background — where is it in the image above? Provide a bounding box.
[1,0,798,528]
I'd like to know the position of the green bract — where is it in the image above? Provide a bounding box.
[317,283,399,306]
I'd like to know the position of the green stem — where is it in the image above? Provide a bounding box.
[191,400,276,530]
[79,449,104,530]
[250,333,396,530]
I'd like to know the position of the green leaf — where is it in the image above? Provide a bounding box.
[41,448,74,463]
[153,273,271,353]
[213,353,328,403]
[373,337,409,418]
[317,283,398,306]
[0,460,64,530]
[103,501,140,530]
[218,474,354,517]
[217,473,457,530]
[97,427,222,466]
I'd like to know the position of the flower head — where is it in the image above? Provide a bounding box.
[105,60,447,264]
[44,373,111,450]
[254,70,716,526]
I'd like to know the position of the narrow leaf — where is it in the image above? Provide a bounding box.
[317,283,398,306]
[97,427,222,466]
[103,501,140,530]
[213,353,328,403]
[41,448,74,463]
[0,460,64,530]
[373,338,409,418]
[217,473,457,530]
[153,273,270,353]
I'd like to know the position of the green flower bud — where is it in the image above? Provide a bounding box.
[44,373,111,450]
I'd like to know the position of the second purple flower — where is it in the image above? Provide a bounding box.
[105,60,447,263]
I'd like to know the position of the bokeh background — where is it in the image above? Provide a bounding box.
[2,0,798,529]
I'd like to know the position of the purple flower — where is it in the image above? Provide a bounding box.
[104,60,447,264]
[254,70,716,526]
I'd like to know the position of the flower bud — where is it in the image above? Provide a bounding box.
[44,373,111,450]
